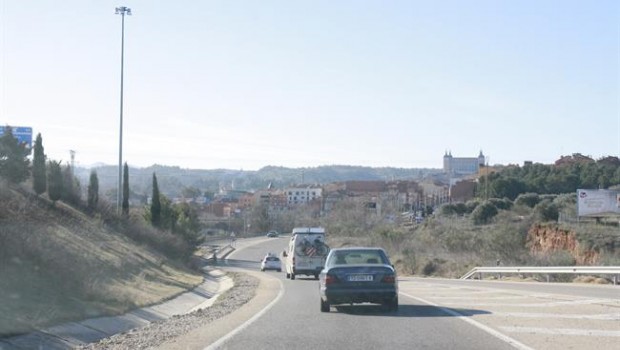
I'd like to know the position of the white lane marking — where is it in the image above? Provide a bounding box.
[494,312,620,320]
[203,278,285,350]
[430,295,527,301]
[442,299,613,307]
[500,326,620,337]
[400,292,534,350]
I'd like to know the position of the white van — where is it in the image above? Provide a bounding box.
[284,227,330,280]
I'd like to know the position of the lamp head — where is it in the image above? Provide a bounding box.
[115,7,132,15]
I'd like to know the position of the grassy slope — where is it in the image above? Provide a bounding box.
[0,184,203,336]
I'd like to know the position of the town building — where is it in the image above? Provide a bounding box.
[443,150,486,175]
[285,186,322,205]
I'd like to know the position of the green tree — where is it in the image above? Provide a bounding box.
[181,186,202,199]
[122,162,129,216]
[47,160,63,203]
[87,170,99,210]
[151,173,161,227]
[0,126,30,184]
[61,165,81,205]
[251,203,271,233]
[32,133,47,195]
[173,202,204,247]
[159,195,179,231]
[490,177,526,200]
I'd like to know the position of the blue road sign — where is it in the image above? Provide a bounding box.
[0,126,33,149]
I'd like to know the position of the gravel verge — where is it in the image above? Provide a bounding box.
[80,272,258,350]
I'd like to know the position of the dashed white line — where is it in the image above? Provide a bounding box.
[444,299,611,307]
[400,292,535,350]
[500,326,620,337]
[494,312,620,320]
[430,295,526,301]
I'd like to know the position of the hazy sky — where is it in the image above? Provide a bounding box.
[1,0,618,170]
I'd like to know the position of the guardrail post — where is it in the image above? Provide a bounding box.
[478,272,482,280]
[546,274,550,283]
[614,275,618,286]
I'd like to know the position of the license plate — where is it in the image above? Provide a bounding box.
[348,274,373,282]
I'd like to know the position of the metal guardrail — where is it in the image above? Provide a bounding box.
[460,266,620,284]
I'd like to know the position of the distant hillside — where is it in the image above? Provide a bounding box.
[76,164,441,200]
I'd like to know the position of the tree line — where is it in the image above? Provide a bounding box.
[477,156,620,200]
[0,126,203,259]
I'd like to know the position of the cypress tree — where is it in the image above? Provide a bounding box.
[47,160,63,203]
[151,172,161,227]
[0,126,30,184]
[87,170,99,210]
[122,163,129,216]
[32,133,46,195]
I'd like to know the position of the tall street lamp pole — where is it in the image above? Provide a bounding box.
[115,6,131,212]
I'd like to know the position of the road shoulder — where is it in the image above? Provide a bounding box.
[158,269,282,350]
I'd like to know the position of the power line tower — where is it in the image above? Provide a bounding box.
[69,150,76,174]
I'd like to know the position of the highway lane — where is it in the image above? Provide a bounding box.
[400,278,620,350]
[400,277,620,300]
[210,237,516,350]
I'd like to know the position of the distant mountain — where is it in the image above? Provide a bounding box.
[75,164,441,200]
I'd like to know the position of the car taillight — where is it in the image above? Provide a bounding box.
[381,275,396,283]
[325,275,339,285]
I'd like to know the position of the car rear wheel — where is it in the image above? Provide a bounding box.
[320,298,330,312]
[314,273,319,280]
[384,297,398,312]
[286,272,290,279]
[291,273,295,280]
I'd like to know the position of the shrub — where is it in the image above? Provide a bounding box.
[465,199,482,213]
[488,198,513,210]
[515,193,540,208]
[422,259,437,276]
[438,202,469,217]
[534,200,559,222]
[472,201,498,225]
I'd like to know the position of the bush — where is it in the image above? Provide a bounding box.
[488,198,513,210]
[472,201,498,225]
[438,202,469,217]
[465,199,482,213]
[534,200,559,222]
[515,193,540,208]
[438,203,457,216]
[422,259,437,276]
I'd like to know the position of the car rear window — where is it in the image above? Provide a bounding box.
[266,257,280,261]
[328,250,387,265]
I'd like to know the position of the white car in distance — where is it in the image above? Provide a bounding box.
[260,254,282,272]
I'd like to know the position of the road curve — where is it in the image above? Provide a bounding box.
[203,237,515,350]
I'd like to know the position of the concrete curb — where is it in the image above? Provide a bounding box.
[1,268,234,350]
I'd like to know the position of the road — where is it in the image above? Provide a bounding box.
[199,236,620,349]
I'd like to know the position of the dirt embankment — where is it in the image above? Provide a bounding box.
[527,224,599,264]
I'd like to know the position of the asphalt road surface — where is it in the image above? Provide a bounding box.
[210,237,520,350]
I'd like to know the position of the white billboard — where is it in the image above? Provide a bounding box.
[577,189,620,217]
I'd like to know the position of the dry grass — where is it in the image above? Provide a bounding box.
[0,182,202,336]
[572,275,612,285]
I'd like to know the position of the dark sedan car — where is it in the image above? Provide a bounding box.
[319,247,398,312]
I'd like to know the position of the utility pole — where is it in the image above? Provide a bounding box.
[115,6,132,212]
